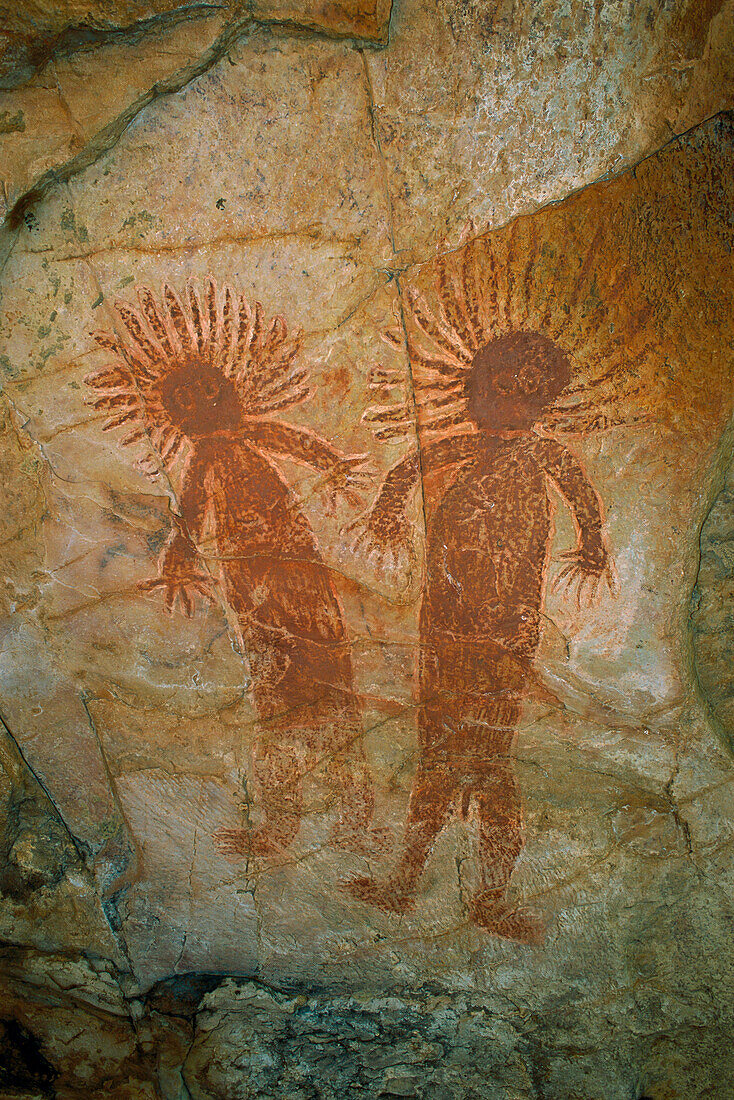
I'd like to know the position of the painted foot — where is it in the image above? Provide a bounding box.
[330,826,393,855]
[213,827,251,858]
[344,875,415,915]
[469,892,544,945]
[213,827,290,859]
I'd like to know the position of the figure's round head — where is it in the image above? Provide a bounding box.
[158,359,243,438]
[465,330,571,432]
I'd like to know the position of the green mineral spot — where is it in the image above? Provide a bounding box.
[121,210,157,234]
[0,109,25,133]
[92,293,104,309]
[20,454,41,476]
[60,207,89,243]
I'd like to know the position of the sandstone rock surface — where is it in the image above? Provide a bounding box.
[0,0,733,1096]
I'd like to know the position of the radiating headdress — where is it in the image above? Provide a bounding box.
[85,278,308,475]
[364,217,660,444]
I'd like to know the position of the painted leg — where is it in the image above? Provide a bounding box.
[328,748,391,855]
[469,761,543,944]
[345,764,456,915]
[215,740,304,858]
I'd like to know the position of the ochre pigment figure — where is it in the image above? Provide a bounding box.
[347,239,617,941]
[86,279,381,857]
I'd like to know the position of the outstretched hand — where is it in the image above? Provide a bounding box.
[552,548,619,609]
[318,454,373,516]
[342,501,417,578]
[138,547,216,618]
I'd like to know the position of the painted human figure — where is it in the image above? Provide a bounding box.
[347,330,616,940]
[86,279,384,857]
[157,413,376,857]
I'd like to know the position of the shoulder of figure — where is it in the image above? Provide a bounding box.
[195,431,250,464]
[527,433,570,462]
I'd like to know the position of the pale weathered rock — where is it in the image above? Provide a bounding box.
[365,0,734,259]
[0,0,225,89]
[0,0,393,226]
[0,0,732,1094]
[692,444,734,749]
[0,0,392,90]
[0,13,230,218]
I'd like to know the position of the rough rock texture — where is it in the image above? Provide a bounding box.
[692,440,734,750]
[0,0,392,90]
[0,0,733,1096]
[0,0,394,225]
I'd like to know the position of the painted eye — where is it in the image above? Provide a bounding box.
[517,367,541,395]
[175,388,196,412]
[493,371,516,396]
[201,378,221,400]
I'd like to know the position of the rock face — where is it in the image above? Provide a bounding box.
[0,0,733,1096]
[0,0,392,91]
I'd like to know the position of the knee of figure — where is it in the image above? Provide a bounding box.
[476,773,521,816]
[479,807,523,845]
[340,784,376,824]
[413,769,456,816]
[249,808,302,855]
[254,749,306,800]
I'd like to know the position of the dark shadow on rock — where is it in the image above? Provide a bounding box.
[0,1017,57,1098]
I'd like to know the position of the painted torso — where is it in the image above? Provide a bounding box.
[193,434,319,560]
[422,435,553,653]
[186,435,350,699]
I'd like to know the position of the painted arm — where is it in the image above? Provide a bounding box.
[369,431,478,522]
[345,431,478,570]
[537,438,617,603]
[244,417,369,511]
[139,448,215,616]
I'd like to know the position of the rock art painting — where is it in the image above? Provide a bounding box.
[80,211,684,944]
[1,4,733,1081]
[345,223,662,940]
[85,279,385,858]
[48,114,729,979]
